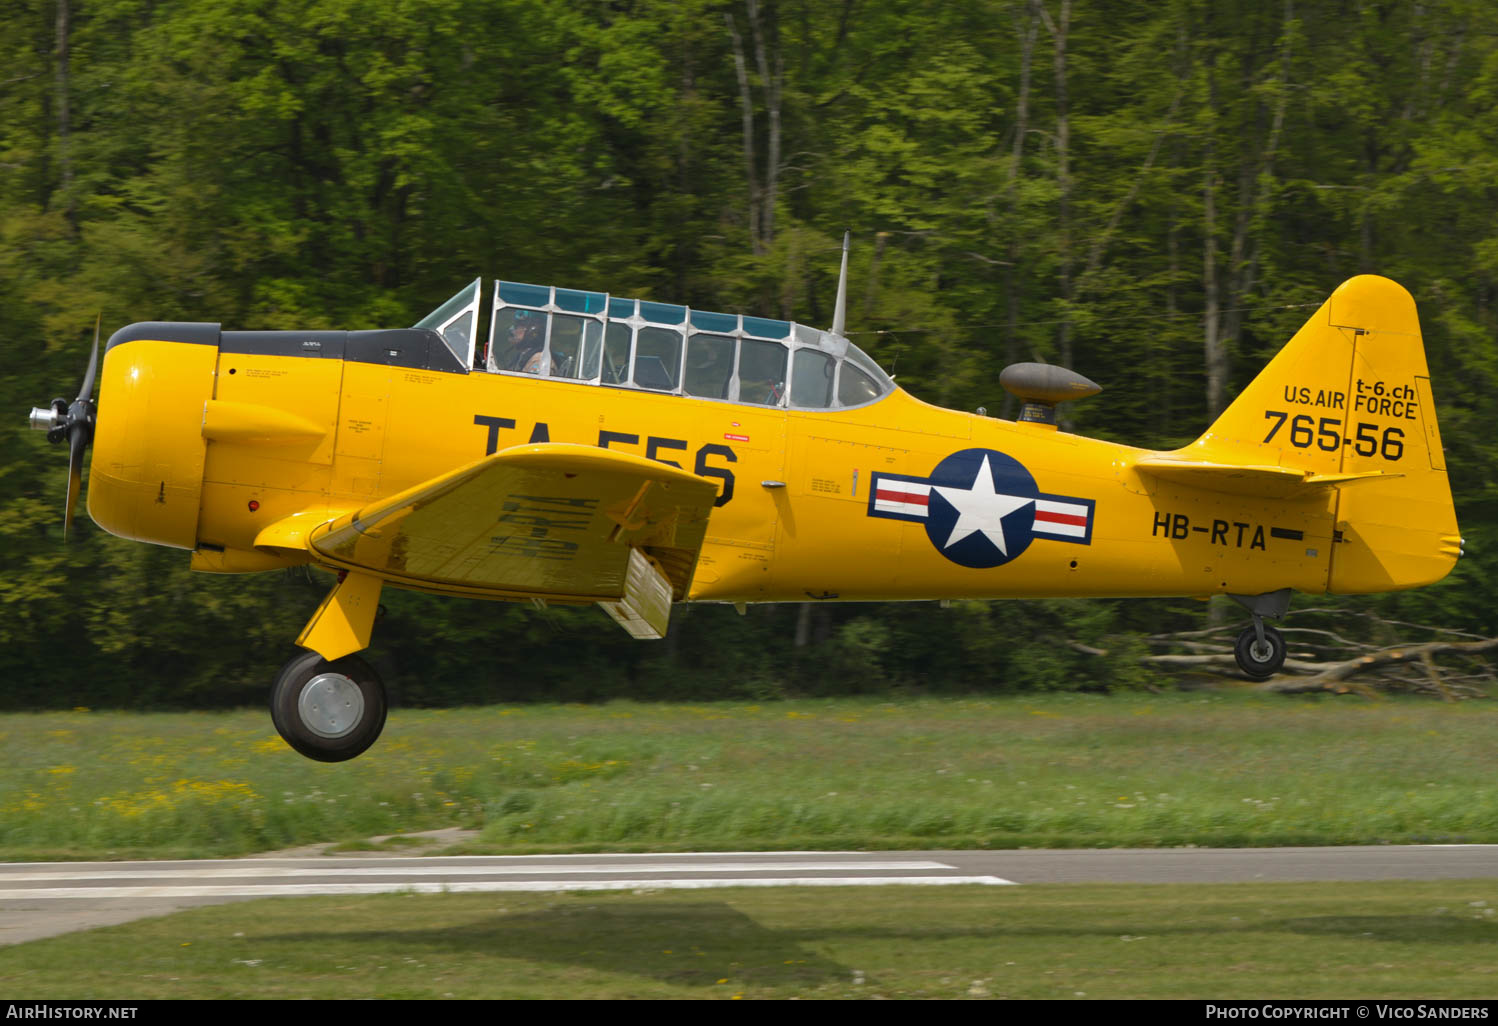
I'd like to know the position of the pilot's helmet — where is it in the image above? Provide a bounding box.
[509,310,542,341]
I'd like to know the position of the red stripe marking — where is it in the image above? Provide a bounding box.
[1034,510,1087,527]
[877,489,929,507]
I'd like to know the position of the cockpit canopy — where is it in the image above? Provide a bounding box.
[415,278,895,411]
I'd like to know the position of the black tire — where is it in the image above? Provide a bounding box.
[1233,624,1286,679]
[269,651,388,762]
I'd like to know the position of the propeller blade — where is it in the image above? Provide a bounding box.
[39,314,103,540]
[77,313,100,403]
[65,424,85,541]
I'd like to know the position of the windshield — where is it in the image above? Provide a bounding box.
[413,278,482,367]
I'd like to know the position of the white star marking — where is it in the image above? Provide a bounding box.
[931,455,1034,555]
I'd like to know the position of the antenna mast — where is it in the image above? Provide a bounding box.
[830,230,850,337]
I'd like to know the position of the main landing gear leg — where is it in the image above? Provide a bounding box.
[271,570,389,762]
[1227,588,1290,679]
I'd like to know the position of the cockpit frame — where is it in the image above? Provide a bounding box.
[414,278,895,412]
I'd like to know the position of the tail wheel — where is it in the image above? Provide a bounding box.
[1233,624,1286,679]
[270,651,387,762]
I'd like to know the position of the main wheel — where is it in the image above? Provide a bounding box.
[1233,624,1286,679]
[270,651,388,762]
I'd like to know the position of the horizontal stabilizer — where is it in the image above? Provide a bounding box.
[1133,455,1403,499]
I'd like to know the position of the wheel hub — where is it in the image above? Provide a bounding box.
[298,673,365,739]
[1250,640,1275,663]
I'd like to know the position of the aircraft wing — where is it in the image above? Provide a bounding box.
[1132,455,1403,499]
[303,443,721,638]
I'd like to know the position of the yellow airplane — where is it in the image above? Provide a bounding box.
[29,241,1460,761]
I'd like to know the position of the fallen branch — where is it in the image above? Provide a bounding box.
[1122,614,1498,697]
[1256,636,1498,694]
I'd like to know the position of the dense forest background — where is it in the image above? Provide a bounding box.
[3,0,1495,708]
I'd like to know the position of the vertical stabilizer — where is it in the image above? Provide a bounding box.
[1188,275,1459,593]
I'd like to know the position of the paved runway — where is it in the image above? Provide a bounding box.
[2,845,1495,947]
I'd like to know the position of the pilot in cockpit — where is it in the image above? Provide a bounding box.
[501,313,545,374]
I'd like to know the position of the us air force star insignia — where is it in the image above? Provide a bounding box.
[932,455,1034,555]
[866,447,1096,569]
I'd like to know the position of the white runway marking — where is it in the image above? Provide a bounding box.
[0,856,1008,906]
[0,876,1014,900]
[0,860,953,883]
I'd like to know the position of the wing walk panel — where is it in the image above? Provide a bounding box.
[307,443,719,603]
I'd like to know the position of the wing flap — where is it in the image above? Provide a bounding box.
[597,547,675,640]
[308,443,720,603]
[1133,456,1403,499]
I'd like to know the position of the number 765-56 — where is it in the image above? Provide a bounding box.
[1263,411,1404,461]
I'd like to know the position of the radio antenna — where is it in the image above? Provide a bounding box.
[830,230,850,338]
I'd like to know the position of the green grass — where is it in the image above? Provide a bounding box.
[2,692,1496,859]
[1,881,1496,998]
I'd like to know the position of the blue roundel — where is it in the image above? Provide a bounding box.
[922,448,1040,569]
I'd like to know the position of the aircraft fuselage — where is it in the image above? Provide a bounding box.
[91,327,1350,607]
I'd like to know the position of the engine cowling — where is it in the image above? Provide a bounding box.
[88,322,220,549]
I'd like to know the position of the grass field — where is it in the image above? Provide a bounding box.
[3,692,1496,1000]
[2,881,1496,998]
[1,692,1495,859]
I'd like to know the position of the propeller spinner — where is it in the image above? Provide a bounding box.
[28,315,101,539]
